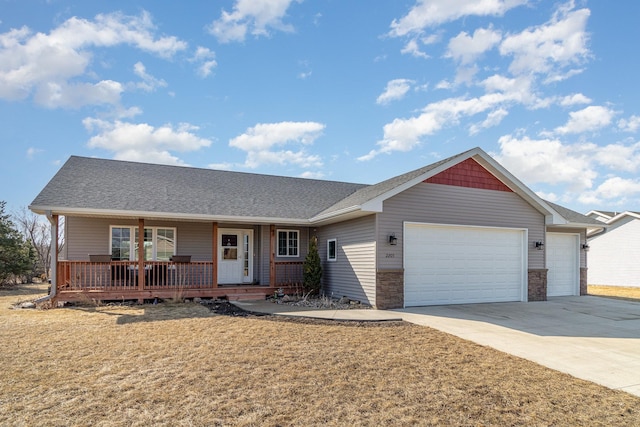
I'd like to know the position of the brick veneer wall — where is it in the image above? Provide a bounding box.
[528,269,548,301]
[580,267,588,295]
[376,269,404,309]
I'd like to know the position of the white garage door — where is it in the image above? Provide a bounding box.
[404,223,526,307]
[546,233,579,296]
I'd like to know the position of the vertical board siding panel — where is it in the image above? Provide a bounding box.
[589,219,640,286]
[317,215,376,305]
[377,183,545,270]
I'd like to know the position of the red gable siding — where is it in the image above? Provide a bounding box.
[425,158,513,192]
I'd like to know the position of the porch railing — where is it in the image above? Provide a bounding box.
[56,260,305,292]
[57,260,215,291]
[275,261,303,287]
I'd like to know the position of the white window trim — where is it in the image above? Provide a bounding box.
[327,238,337,262]
[276,229,299,258]
[109,225,177,261]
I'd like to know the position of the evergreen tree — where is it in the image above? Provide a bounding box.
[0,201,35,285]
[303,235,322,295]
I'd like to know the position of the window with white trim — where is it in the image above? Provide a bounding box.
[327,239,337,261]
[110,226,176,261]
[277,230,299,257]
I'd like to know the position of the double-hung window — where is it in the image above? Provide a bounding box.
[110,226,176,261]
[277,230,299,257]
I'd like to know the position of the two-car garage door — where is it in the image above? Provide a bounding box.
[404,223,526,307]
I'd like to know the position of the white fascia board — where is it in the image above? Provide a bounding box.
[585,210,613,220]
[608,211,640,224]
[28,205,310,225]
[308,205,362,224]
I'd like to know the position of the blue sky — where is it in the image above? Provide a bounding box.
[2,0,640,214]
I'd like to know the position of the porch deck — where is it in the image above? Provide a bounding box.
[55,260,304,303]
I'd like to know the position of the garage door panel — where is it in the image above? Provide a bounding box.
[404,223,525,306]
[546,233,579,297]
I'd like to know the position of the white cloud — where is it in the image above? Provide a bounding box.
[207,0,300,43]
[499,5,590,78]
[446,27,502,65]
[83,118,211,165]
[389,0,526,37]
[578,177,640,206]
[34,79,123,109]
[26,147,44,159]
[469,108,508,135]
[229,121,324,169]
[376,79,414,105]
[559,93,591,106]
[554,105,615,135]
[360,93,514,160]
[400,38,430,58]
[494,134,597,191]
[618,115,640,133]
[0,11,186,107]
[132,62,167,92]
[190,46,217,78]
[594,141,640,172]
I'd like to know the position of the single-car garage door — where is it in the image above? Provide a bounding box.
[546,233,579,296]
[404,222,526,307]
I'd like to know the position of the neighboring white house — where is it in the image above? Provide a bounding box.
[586,210,640,287]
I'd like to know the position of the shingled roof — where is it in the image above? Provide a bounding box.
[30,149,601,229]
[30,156,366,221]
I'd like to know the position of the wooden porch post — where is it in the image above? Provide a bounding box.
[270,225,276,286]
[138,218,145,291]
[212,222,218,288]
[50,214,59,297]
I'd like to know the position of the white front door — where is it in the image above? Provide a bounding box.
[218,229,253,284]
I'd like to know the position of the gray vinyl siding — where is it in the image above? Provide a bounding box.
[317,215,376,305]
[66,217,214,261]
[258,226,310,286]
[378,183,545,270]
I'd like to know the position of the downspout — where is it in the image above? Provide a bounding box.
[40,211,58,301]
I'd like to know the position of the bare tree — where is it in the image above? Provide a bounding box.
[12,207,64,280]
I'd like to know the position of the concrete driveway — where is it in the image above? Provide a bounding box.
[395,296,640,397]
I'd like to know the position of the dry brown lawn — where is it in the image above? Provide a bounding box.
[1,284,639,426]
[588,285,640,302]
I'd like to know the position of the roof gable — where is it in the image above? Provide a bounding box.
[424,158,512,192]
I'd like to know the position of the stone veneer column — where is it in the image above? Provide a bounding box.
[528,269,548,301]
[376,269,404,309]
[580,268,588,295]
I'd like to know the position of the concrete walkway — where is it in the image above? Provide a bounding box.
[233,296,640,397]
[231,299,403,321]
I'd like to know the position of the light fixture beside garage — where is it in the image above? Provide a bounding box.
[388,233,398,245]
[582,243,590,251]
[535,241,544,250]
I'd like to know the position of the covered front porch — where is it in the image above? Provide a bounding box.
[49,216,307,303]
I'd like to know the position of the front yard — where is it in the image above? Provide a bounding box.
[1,284,639,426]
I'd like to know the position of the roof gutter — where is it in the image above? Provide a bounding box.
[29,205,311,226]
